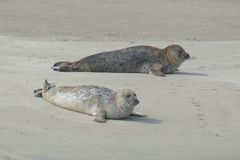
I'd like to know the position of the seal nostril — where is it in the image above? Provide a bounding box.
[135,99,139,104]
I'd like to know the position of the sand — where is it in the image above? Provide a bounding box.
[1,0,240,41]
[0,1,240,160]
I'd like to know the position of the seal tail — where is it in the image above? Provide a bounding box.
[51,61,73,72]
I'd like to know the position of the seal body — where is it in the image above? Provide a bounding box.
[35,80,144,122]
[52,45,190,76]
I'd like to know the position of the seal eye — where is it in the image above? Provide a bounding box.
[126,94,131,98]
[178,50,183,57]
[133,94,136,97]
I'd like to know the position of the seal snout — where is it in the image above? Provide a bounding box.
[185,53,190,59]
[134,99,139,105]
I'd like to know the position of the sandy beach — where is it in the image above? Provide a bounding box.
[0,1,240,160]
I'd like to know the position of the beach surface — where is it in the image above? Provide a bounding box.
[0,1,240,160]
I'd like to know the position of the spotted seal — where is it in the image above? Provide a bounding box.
[34,80,146,122]
[52,45,190,76]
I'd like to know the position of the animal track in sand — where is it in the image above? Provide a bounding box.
[190,97,207,128]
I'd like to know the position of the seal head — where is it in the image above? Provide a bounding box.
[160,45,190,74]
[166,45,190,61]
[116,89,139,110]
[95,88,140,122]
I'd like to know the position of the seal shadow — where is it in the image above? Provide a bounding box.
[123,116,161,124]
[174,71,208,77]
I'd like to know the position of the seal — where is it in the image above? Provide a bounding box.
[34,80,146,122]
[51,45,190,76]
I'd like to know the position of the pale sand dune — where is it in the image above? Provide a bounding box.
[1,0,240,159]
[0,0,240,41]
[0,36,240,160]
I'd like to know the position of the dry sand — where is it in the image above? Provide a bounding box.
[0,1,240,160]
[1,0,240,41]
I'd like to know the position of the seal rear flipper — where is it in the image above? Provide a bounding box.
[34,79,56,97]
[51,61,73,72]
[130,112,148,117]
[33,88,43,97]
[43,79,56,92]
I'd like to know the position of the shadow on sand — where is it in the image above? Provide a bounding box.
[124,116,161,124]
[174,71,208,77]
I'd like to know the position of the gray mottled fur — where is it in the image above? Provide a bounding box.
[52,45,190,76]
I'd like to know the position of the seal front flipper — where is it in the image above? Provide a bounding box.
[150,64,166,77]
[151,70,165,77]
[94,109,106,123]
[130,112,148,117]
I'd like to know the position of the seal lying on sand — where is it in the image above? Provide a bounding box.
[52,45,190,76]
[34,80,146,122]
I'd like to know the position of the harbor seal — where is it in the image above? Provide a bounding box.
[34,80,146,122]
[52,45,190,76]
